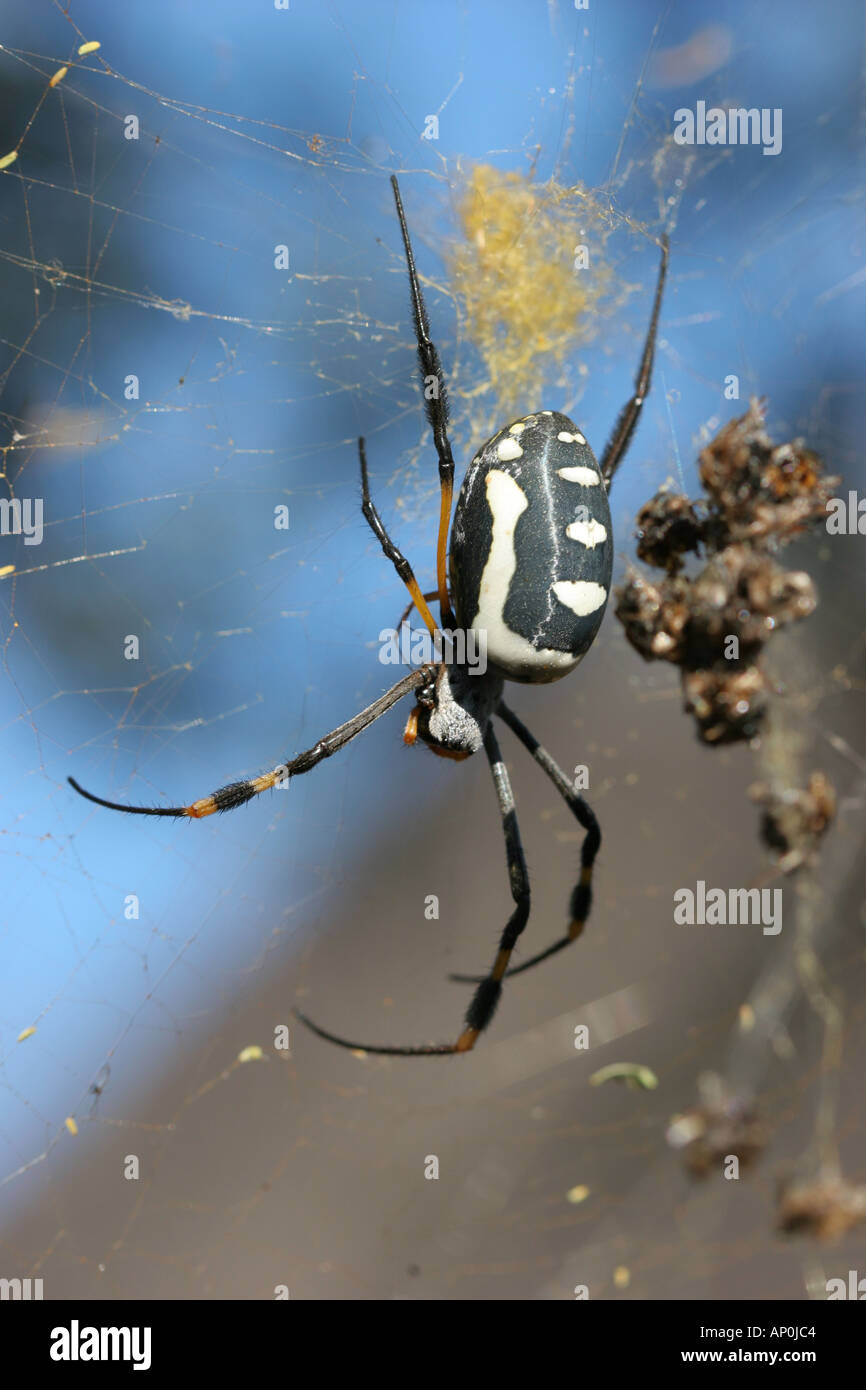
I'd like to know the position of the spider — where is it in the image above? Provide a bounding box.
[70,176,668,1059]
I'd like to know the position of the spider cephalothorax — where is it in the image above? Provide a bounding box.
[70,175,668,1058]
[406,663,504,760]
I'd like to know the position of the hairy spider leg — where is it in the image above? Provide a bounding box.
[358,436,439,638]
[68,667,435,819]
[600,234,669,487]
[390,175,456,627]
[293,723,532,1056]
[450,699,600,982]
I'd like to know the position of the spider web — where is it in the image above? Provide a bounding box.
[1,0,864,1301]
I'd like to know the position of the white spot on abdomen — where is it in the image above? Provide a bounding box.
[496,436,523,461]
[552,580,607,616]
[558,430,586,444]
[566,518,607,548]
[557,465,599,486]
[473,471,579,678]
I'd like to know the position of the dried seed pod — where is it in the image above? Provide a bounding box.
[777,1173,866,1243]
[615,570,690,663]
[683,665,768,744]
[749,771,836,871]
[668,1079,768,1177]
[698,398,838,542]
[616,403,833,747]
[635,487,703,571]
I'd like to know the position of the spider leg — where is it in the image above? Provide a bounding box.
[291,1013,457,1058]
[395,587,438,631]
[68,665,436,819]
[457,723,533,1036]
[600,233,669,489]
[390,175,456,628]
[293,722,531,1057]
[450,700,600,982]
[359,436,439,638]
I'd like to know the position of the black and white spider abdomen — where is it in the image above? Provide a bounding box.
[449,411,612,684]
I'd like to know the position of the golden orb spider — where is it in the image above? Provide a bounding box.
[70,176,668,1058]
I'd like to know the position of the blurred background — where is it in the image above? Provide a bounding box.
[0,0,864,1299]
